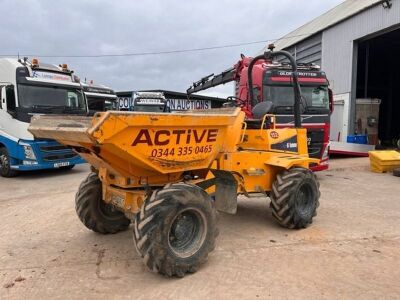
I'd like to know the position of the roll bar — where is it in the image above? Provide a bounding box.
[247,50,303,128]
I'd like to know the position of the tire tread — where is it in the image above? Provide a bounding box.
[270,168,320,229]
[133,183,217,277]
[75,172,130,234]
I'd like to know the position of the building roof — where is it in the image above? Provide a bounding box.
[262,0,382,52]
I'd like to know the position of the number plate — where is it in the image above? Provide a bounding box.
[54,162,70,168]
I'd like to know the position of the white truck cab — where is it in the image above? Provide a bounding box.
[0,57,87,177]
[81,82,117,115]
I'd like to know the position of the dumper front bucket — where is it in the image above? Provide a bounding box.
[29,108,244,177]
[28,115,94,145]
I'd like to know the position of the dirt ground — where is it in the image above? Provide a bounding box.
[1,157,399,299]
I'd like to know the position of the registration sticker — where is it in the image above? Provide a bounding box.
[54,162,70,168]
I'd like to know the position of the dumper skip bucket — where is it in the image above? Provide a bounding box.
[29,108,244,176]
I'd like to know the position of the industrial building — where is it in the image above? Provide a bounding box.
[262,0,400,147]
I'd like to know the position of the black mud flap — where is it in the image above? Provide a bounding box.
[196,170,238,214]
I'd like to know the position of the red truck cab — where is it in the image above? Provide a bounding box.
[187,54,333,171]
[234,57,332,171]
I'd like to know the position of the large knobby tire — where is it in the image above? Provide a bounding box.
[270,167,320,229]
[75,172,130,234]
[0,148,18,178]
[133,183,218,277]
[393,168,400,177]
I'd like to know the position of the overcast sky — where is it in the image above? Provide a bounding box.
[0,0,344,97]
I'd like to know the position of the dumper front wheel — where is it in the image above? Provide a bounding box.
[133,183,217,277]
[75,172,130,234]
[270,168,320,229]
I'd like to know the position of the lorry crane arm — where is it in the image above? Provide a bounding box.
[186,67,236,94]
[186,54,249,95]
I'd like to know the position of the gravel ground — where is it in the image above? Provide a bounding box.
[1,158,399,299]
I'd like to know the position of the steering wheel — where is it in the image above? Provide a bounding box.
[225,96,246,107]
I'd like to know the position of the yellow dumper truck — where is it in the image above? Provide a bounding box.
[29,51,321,277]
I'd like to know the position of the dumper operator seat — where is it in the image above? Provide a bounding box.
[246,101,274,129]
[223,97,273,129]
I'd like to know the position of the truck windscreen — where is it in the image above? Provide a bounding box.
[18,84,86,114]
[87,96,117,111]
[264,85,329,110]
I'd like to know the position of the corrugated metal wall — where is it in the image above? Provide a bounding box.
[322,1,400,94]
[322,1,400,135]
[272,1,400,137]
[280,33,322,65]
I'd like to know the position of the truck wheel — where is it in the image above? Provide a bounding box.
[133,183,218,277]
[0,148,18,178]
[393,168,400,177]
[270,167,320,229]
[75,172,130,234]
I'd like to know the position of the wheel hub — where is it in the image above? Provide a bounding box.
[295,183,314,219]
[172,214,195,241]
[168,208,207,258]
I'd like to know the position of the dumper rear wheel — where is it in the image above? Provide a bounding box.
[133,183,217,277]
[75,172,130,234]
[270,168,320,229]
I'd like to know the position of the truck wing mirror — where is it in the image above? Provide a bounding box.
[0,86,4,109]
[328,88,334,114]
[5,85,17,117]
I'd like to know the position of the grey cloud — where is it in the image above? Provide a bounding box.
[0,0,344,96]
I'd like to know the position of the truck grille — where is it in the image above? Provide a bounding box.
[39,145,72,152]
[39,143,79,162]
[307,130,325,143]
[307,129,325,159]
[308,143,323,159]
[41,153,78,161]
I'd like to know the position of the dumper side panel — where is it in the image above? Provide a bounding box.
[220,151,316,193]
[90,109,244,175]
[238,128,310,155]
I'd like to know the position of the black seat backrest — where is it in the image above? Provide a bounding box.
[252,101,274,119]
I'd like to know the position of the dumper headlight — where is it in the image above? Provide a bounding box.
[23,145,36,160]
